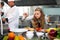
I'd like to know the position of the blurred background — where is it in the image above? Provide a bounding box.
[0,0,60,40]
[2,0,60,16]
[0,0,60,35]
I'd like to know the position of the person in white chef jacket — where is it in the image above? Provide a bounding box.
[3,0,19,31]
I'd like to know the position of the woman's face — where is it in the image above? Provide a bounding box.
[34,11,41,19]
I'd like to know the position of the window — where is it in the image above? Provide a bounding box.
[17,6,30,16]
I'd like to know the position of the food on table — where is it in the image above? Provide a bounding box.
[3,36,8,40]
[49,29,57,37]
[35,27,42,32]
[3,35,25,40]
[18,35,25,40]
[8,32,15,38]
[46,28,57,33]
[56,28,60,39]
[8,38,14,40]
[48,29,57,40]
[3,30,26,40]
[14,36,20,40]
[8,32,15,40]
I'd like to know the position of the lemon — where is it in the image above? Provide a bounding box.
[46,28,57,33]
[14,36,20,40]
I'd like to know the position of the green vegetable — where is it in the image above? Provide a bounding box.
[56,28,60,39]
[3,36,8,40]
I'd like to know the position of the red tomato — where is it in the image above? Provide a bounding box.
[35,27,42,32]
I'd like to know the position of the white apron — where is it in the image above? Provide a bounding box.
[6,6,19,30]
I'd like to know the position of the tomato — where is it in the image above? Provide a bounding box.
[35,27,42,32]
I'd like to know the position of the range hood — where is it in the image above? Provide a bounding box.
[3,0,57,6]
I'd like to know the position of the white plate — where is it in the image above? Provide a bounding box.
[36,32,44,37]
[10,28,28,33]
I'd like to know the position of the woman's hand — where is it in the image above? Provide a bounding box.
[25,27,34,31]
[23,13,29,18]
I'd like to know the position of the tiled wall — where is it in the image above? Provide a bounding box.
[43,8,60,15]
